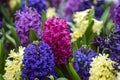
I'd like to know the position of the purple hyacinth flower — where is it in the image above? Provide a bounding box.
[15,7,42,46]
[74,48,96,80]
[22,41,56,80]
[27,0,47,15]
[21,0,47,15]
[64,0,80,20]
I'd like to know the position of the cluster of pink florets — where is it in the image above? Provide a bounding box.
[43,17,72,64]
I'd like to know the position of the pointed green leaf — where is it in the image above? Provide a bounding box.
[41,11,47,29]
[5,34,16,46]
[0,74,4,80]
[11,28,20,46]
[0,40,6,74]
[66,63,81,80]
[29,29,38,43]
[100,7,110,24]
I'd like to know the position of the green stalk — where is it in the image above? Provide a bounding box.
[66,63,81,80]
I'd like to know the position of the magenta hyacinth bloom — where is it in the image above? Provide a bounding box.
[43,17,72,64]
[15,7,42,46]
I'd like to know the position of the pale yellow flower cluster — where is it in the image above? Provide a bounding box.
[116,66,120,80]
[71,9,89,42]
[3,46,25,80]
[9,0,21,9]
[71,9,103,42]
[89,54,117,80]
[46,7,57,19]
[117,72,120,80]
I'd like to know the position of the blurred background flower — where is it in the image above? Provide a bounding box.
[25,0,47,15]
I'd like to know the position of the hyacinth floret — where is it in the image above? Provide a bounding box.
[43,17,72,64]
[22,41,55,80]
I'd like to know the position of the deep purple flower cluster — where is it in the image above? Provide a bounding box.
[93,26,120,69]
[15,7,42,46]
[47,0,61,8]
[27,0,47,15]
[64,0,104,20]
[22,41,55,80]
[74,48,96,80]
[64,0,80,19]
[111,2,120,25]
[80,0,104,20]
[43,17,72,64]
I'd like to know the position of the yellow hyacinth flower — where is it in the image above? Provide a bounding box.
[117,72,120,80]
[9,0,21,9]
[89,54,117,80]
[92,19,103,35]
[46,7,57,19]
[3,46,25,80]
[71,9,90,42]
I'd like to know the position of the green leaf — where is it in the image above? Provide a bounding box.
[0,5,13,25]
[11,28,20,46]
[56,77,68,80]
[66,63,81,80]
[55,67,64,77]
[5,23,14,29]
[88,7,94,20]
[0,40,6,74]
[83,20,94,45]
[29,29,38,43]
[100,7,110,24]
[41,11,47,29]
[0,74,4,80]
[100,7,110,36]
[5,34,16,46]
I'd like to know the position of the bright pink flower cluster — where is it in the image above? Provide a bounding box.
[43,17,72,64]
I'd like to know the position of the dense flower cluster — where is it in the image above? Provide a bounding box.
[15,7,42,46]
[65,0,80,19]
[111,2,120,25]
[22,41,55,80]
[27,0,47,15]
[47,0,61,8]
[3,47,25,80]
[94,2,120,68]
[80,0,104,20]
[43,17,72,64]
[74,48,96,80]
[89,54,117,80]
